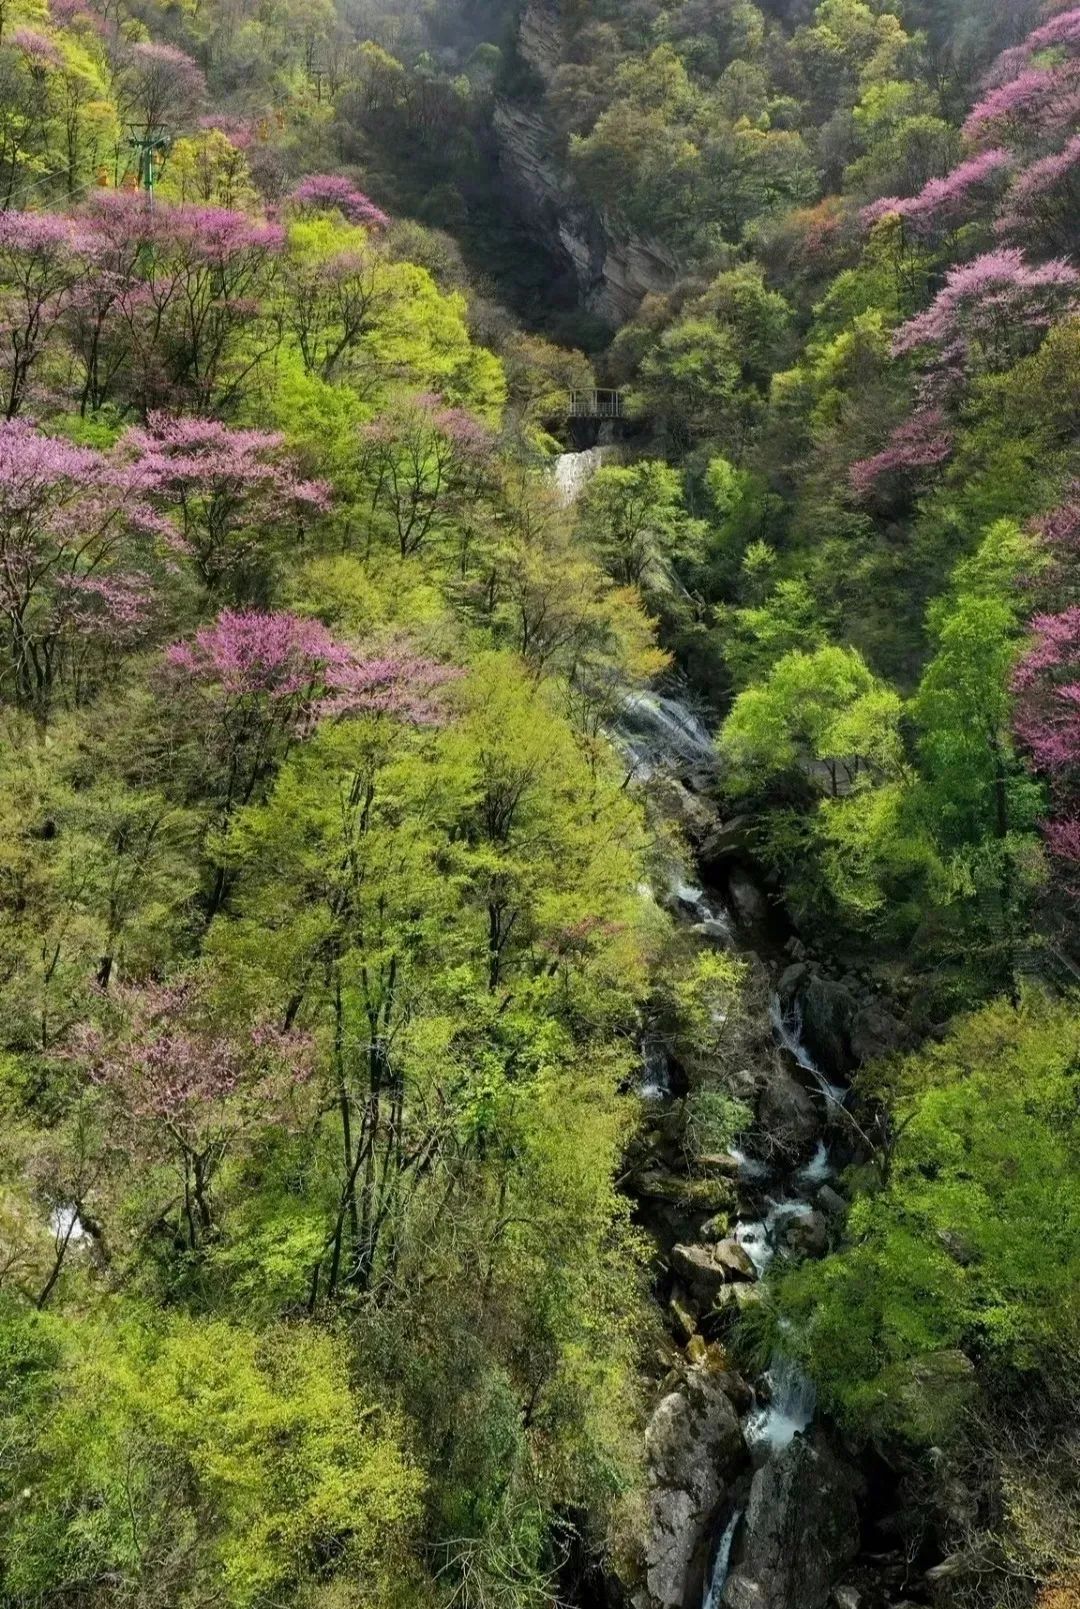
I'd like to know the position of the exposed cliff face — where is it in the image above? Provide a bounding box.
[516,0,561,84]
[492,0,679,325]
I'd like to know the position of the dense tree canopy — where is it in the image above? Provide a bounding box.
[2,0,1080,1605]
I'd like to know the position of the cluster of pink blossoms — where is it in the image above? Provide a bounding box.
[289,174,389,230]
[849,409,954,499]
[165,607,460,730]
[891,249,1080,359]
[861,149,1013,236]
[72,978,314,1142]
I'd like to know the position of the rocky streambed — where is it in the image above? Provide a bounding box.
[609,690,911,1609]
[549,447,913,1609]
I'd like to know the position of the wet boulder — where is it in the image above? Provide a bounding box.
[778,1208,829,1260]
[698,817,752,868]
[633,1170,737,1250]
[723,1429,861,1609]
[849,1002,903,1066]
[756,1059,821,1163]
[641,1370,748,1609]
[778,964,903,1076]
[727,865,770,928]
[816,1184,848,1221]
[777,965,858,1075]
[634,1170,737,1217]
[830,1589,863,1609]
[671,1240,756,1303]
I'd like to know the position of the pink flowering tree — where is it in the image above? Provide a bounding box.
[116,41,205,135]
[64,192,153,415]
[197,113,255,150]
[861,149,1014,240]
[997,133,1080,250]
[969,11,1080,162]
[288,173,389,230]
[128,205,284,416]
[0,210,82,417]
[11,26,63,72]
[1014,605,1080,874]
[1013,499,1080,878]
[358,394,495,559]
[892,248,1079,380]
[965,62,1080,148]
[72,978,313,1248]
[852,254,1078,512]
[125,413,328,596]
[0,420,162,712]
[983,8,1080,94]
[163,607,457,908]
[850,408,954,502]
[1,197,282,422]
[66,202,283,418]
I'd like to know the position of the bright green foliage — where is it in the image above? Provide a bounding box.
[725,577,828,685]
[719,644,904,796]
[2,1311,423,1608]
[158,129,258,208]
[781,997,1080,1439]
[577,461,700,589]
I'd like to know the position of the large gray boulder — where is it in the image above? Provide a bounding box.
[777,965,858,1075]
[671,1241,755,1303]
[727,865,770,928]
[756,1059,821,1163]
[642,1370,747,1609]
[723,1430,861,1609]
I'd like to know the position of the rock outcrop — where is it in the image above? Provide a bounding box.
[640,1369,748,1609]
[491,0,679,324]
[756,1057,821,1163]
[671,1239,756,1303]
[516,0,561,83]
[777,963,903,1076]
[723,1430,861,1609]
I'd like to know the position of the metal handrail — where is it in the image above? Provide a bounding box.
[568,389,624,419]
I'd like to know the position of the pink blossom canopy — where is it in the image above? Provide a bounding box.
[165,608,460,727]
[850,409,954,498]
[892,249,1080,359]
[289,174,390,230]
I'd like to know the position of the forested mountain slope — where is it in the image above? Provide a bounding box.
[0,1,1079,1609]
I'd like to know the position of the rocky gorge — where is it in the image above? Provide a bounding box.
[490,0,680,326]
[554,450,912,1609]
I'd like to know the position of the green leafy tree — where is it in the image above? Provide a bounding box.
[719,643,904,796]
[578,461,698,588]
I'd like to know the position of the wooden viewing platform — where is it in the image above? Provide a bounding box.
[568,388,625,419]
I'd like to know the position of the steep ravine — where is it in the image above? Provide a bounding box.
[491,0,680,327]
[554,451,908,1609]
[614,692,875,1609]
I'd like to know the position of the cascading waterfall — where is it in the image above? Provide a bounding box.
[743,1351,818,1461]
[616,689,718,775]
[702,1507,744,1609]
[769,993,849,1108]
[552,446,606,506]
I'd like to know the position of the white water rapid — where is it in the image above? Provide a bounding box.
[744,1351,817,1461]
[49,1203,88,1243]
